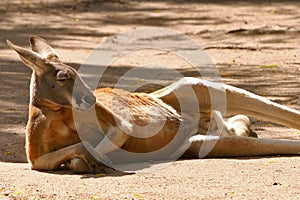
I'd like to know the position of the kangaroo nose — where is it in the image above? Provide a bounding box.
[84,94,96,105]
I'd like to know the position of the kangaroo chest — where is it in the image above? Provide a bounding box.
[43,110,80,152]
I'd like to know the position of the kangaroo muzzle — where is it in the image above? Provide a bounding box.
[73,92,96,112]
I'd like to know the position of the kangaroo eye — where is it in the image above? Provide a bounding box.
[56,70,69,81]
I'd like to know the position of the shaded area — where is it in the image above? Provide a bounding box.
[0,59,29,163]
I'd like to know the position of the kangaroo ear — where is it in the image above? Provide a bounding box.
[7,40,47,75]
[29,36,60,62]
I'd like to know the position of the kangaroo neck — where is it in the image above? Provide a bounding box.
[29,72,63,112]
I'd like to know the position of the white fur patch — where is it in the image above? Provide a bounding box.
[188,135,220,143]
[29,72,37,106]
[154,77,224,98]
[119,119,133,134]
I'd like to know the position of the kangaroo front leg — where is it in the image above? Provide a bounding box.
[31,143,97,172]
[86,127,130,165]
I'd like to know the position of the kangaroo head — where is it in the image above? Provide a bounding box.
[7,36,96,112]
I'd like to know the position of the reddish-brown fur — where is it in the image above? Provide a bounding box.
[8,36,300,173]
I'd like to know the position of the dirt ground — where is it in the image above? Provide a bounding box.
[0,0,299,199]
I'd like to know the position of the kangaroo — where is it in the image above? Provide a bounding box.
[7,36,300,173]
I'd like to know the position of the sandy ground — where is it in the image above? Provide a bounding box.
[0,0,299,199]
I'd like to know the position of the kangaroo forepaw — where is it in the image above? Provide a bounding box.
[67,158,94,174]
[82,141,113,167]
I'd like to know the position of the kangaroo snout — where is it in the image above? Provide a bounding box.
[83,93,96,105]
[73,92,96,112]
